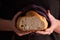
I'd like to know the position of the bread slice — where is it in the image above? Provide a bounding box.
[16,11,48,32]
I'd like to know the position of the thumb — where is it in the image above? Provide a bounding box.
[48,10,55,22]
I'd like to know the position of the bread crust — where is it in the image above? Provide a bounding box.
[16,11,48,32]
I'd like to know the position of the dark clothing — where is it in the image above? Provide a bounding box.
[48,0,60,19]
[0,0,59,20]
[14,32,58,40]
[0,0,60,40]
[0,0,49,20]
[0,31,59,40]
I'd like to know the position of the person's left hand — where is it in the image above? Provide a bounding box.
[36,10,58,35]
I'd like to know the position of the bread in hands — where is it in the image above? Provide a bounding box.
[16,11,48,32]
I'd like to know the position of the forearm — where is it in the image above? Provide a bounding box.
[0,19,13,31]
[54,20,60,33]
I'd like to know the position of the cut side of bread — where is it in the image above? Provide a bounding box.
[16,11,48,32]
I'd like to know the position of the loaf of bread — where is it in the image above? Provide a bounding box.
[16,11,48,32]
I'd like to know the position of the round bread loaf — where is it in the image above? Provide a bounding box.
[16,11,48,32]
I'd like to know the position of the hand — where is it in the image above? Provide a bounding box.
[12,11,32,36]
[14,29,31,36]
[36,10,58,35]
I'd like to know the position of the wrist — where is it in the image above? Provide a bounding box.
[54,20,60,33]
[58,20,60,27]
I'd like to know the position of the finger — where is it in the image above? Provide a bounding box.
[17,32,31,36]
[36,31,51,35]
[48,10,51,14]
[48,10,56,21]
[36,27,54,35]
[45,28,53,34]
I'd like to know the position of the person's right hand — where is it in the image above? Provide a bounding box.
[12,22,32,36]
[11,11,32,36]
[14,28,31,36]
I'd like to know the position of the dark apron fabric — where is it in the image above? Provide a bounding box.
[11,32,59,40]
[0,31,59,40]
[12,33,53,40]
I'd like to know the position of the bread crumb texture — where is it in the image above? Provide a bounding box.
[16,11,48,32]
